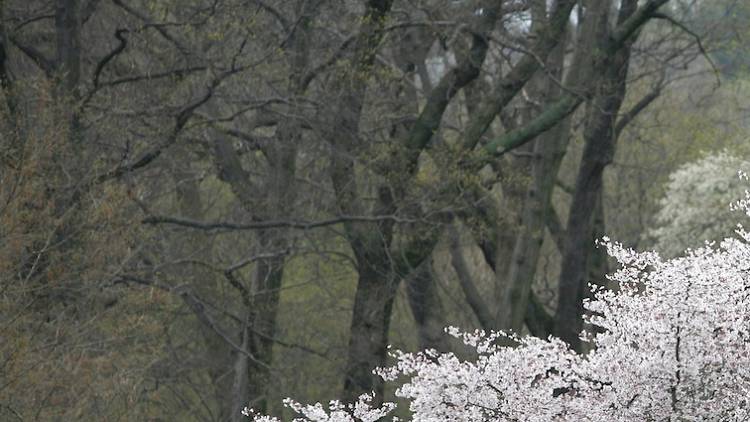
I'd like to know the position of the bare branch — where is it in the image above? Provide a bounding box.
[142,214,417,232]
[650,12,720,87]
[615,86,662,137]
[92,29,128,88]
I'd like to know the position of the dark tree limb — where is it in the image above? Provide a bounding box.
[92,28,128,88]
[111,0,191,56]
[483,93,580,156]
[649,12,719,85]
[615,80,664,137]
[403,0,501,165]
[95,65,242,185]
[143,214,416,231]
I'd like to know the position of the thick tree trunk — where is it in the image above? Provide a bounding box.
[211,92,300,421]
[554,0,638,351]
[322,0,395,403]
[36,0,84,313]
[223,152,295,419]
[387,22,452,354]
[218,114,298,417]
[496,0,606,334]
[342,243,398,403]
[55,0,81,146]
[222,2,315,415]
[405,260,451,352]
[170,153,237,421]
[243,243,287,416]
[336,2,504,401]
[0,5,19,160]
[442,1,577,335]
[0,8,14,120]
[587,191,610,291]
[55,0,81,96]
[500,125,568,333]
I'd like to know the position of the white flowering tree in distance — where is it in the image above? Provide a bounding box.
[647,151,750,258]
[249,174,750,421]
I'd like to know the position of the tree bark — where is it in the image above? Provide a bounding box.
[554,0,639,351]
[55,0,82,147]
[405,260,450,352]
[495,0,606,334]
[55,0,81,97]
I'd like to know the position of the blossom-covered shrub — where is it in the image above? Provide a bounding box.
[250,178,750,421]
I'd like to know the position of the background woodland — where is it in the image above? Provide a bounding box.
[1,0,750,420]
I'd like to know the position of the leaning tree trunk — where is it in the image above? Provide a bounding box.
[341,231,398,403]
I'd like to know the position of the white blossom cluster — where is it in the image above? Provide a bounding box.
[249,185,750,421]
[244,394,397,422]
[647,151,750,257]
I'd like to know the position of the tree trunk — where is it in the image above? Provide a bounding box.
[555,0,638,351]
[243,240,287,416]
[231,323,252,422]
[496,12,569,333]
[55,0,81,96]
[321,0,395,403]
[405,259,451,352]
[342,241,397,402]
[170,152,237,421]
[221,1,316,415]
[55,0,81,145]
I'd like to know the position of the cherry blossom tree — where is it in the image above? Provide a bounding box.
[248,178,750,421]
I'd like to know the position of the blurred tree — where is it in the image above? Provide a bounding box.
[646,151,750,257]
